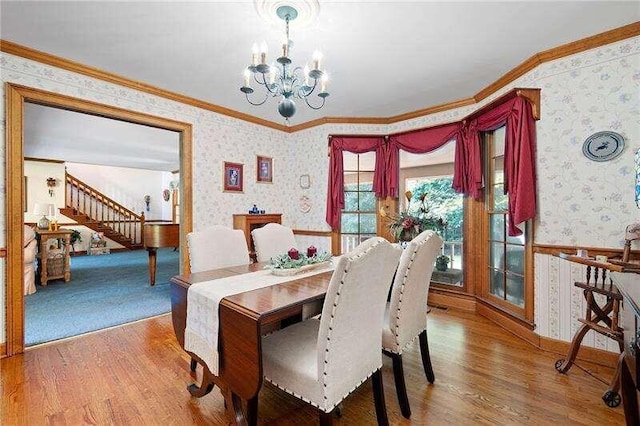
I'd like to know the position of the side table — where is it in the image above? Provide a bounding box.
[35,228,72,285]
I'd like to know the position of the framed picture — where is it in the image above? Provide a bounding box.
[223,161,243,192]
[256,155,273,183]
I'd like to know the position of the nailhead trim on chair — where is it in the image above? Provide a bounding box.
[383,236,431,355]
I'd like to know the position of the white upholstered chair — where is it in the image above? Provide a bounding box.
[186,225,250,371]
[251,223,297,262]
[261,237,401,425]
[24,225,37,295]
[187,225,250,273]
[383,230,443,418]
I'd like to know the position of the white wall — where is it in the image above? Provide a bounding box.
[23,161,66,224]
[1,35,639,351]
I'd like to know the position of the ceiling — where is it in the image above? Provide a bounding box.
[2,1,638,170]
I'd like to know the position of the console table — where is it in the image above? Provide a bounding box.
[233,213,282,262]
[35,228,72,285]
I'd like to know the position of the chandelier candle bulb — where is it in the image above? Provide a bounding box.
[312,50,322,70]
[243,69,251,87]
[252,43,259,66]
[321,74,328,92]
[260,41,268,64]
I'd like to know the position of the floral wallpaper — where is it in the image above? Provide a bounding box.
[1,34,638,350]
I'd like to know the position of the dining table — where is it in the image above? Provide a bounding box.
[170,261,335,425]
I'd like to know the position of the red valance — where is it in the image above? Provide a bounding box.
[384,122,461,198]
[325,136,386,229]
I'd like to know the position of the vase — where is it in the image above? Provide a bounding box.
[435,262,448,272]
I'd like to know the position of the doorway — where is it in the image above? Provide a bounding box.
[5,84,193,356]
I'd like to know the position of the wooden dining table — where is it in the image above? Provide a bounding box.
[170,262,333,425]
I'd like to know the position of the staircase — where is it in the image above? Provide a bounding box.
[62,172,145,250]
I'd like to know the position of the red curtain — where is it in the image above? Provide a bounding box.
[384,122,461,198]
[455,96,537,235]
[325,136,385,229]
[326,95,537,236]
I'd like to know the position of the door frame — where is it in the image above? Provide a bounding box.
[5,83,193,356]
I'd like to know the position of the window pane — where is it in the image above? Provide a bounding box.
[341,213,359,233]
[491,242,504,270]
[505,244,525,276]
[359,182,373,191]
[344,179,358,191]
[490,214,504,241]
[359,214,376,234]
[490,269,504,299]
[358,151,376,171]
[493,183,508,211]
[505,216,526,245]
[359,191,375,211]
[344,191,358,211]
[506,272,524,307]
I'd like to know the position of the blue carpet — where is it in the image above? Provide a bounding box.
[25,248,179,346]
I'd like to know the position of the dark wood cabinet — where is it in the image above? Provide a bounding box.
[233,213,282,262]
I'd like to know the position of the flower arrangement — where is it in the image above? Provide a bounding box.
[267,246,332,270]
[386,191,446,242]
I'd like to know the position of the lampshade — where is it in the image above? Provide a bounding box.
[33,203,55,216]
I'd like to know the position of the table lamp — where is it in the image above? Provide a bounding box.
[34,203,55,230]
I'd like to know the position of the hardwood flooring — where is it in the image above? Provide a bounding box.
[2,309,623,425]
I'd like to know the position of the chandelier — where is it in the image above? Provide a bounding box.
[240,5,329,123]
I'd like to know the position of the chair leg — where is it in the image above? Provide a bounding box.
[319,408,334,426]
[190,358,198,372]
[391,353,411,418]
[419,330,435,383]
[371,369,389,426]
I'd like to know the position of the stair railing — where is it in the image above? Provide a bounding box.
[65,172,146,246]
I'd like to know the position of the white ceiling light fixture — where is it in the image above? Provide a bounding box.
[241,2,329,124]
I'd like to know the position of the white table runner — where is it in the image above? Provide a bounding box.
[184,263,335,375]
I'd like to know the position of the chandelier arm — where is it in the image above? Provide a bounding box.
[245,91,270,106]
[297,78,318,98]
[303,95,327,110]
[259,72,281,95]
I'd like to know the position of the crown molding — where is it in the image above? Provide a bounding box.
[0,39,289,133]
[1,21,638,133]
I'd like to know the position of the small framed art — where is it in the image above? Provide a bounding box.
[257,155,273,183]
[223,161,243,192]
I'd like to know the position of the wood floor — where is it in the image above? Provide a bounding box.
[2,308,623,425]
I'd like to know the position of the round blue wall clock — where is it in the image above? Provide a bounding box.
[582,131,625,162]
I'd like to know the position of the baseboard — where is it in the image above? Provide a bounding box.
[429,288,476,312]
[476,301,540,347]
[539,336,618,368]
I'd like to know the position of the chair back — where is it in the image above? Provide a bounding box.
[387,230,443,350]
[187,225,250,273]
[317,237,401,406]
[251,223,296,262]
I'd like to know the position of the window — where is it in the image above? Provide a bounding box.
[341,152,376,253]
[482,126,532,319]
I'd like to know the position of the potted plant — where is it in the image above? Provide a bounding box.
[386,191,446,242]
[69,230,82,254]
[435,254,450,271]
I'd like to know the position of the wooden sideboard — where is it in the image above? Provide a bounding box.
[233,213,282,262]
